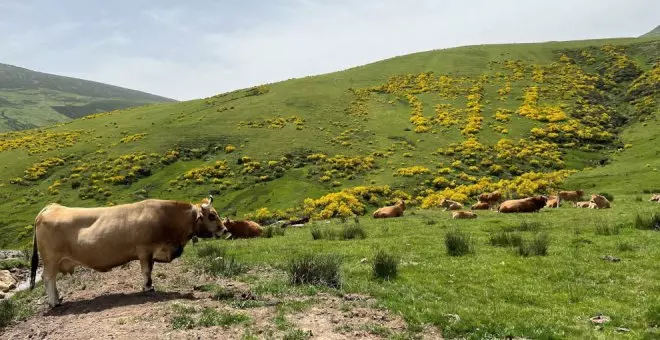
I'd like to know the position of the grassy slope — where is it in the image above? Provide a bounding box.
[0,63,174,131]
[0,37,658,247]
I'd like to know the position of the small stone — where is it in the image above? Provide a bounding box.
[359,258,368,264]
[0,270,17,292]
[590,314,610,324]
[615,327,630,333]
[600,255,621,262]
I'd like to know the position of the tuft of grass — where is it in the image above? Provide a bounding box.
[282,329,311,340]
[617,241,637,252]
[310,228,323,240]
[647,305,660,328]
[288,253,342,288]
[445,230,474,256]
[635,196,643,202]
[0,300,17,329]
[517,233,550,257]
[489,231,523,247]
[197,308,251,328]
[634,212,660,231]
[595,222,621,236]
[191,243,248,277]
[372,249,399,281]
[362,323,393,337]
[341,224,366,240]
[597,192,614,202]
[169,304,196,330]
[263,225,285,238]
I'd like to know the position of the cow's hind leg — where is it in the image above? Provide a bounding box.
[139,254,155,292]
[43,263,61,307]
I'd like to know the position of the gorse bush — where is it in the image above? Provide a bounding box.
[489,231,523,247]
[445,230,474,256]
[517,233,550,257]
[372,250,399,281]
[288,254,342,288]
[634,212,660,230]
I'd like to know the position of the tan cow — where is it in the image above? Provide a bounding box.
[558,190,584,203]
[452,211,477,219]
[590,194,611,209]
[498,196,548,213]
[575,201,596,209]
[439,198,463,211]
[546,195,560,208]
[471,202,490,210]
[650,194,660,202]
[222,217,263,238]
[373,200,406,218]
[477,190,503,209]
[30,195,226,307]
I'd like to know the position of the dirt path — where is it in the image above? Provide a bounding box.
[2,261,442,339]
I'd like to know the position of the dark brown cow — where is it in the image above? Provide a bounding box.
[478,190,503,209]
[222,217,263,238]
[373,200,406,218]
[498,196,548,213]
[30,195,226,307]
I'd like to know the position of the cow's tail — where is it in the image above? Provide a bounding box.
[30,204,51,290]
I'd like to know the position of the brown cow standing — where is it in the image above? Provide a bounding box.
[31,195,227,307]
[471,202,490,210]
[452,211,477,219]
[222,217,263,238]
[558,190,584,203]
[478,190,503,209]
[498,196,548,213]
[373,200,406,218]
[439,198,463,211]
[590,194,611,209]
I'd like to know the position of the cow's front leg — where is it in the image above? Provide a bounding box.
[138,254,155,292]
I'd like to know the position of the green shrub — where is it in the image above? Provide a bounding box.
[288,254,342,288]
[0,300,17,329]
[263,225,285,238]
[372,250,399,281]
[311,228,323,240]
[445,230,474,256]
[489,231,523,247]
[595,223,621,236]
[517,233,550,257]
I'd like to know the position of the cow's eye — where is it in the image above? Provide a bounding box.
[208,214,216,221]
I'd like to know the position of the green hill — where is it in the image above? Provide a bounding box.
[0,36,658,247]
[641,25,660,38]
[0,63,174,131]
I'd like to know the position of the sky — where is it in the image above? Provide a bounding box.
[0,0,658,100]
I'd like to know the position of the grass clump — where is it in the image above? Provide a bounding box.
[198,307,251,328]
[341,224,366,240]
[372,249,399,281]
[489,231,523,247]
[282,329,312,340]
[191,243,248,277]
[263,225,285,238]
[634,212,660,230]
[0,300,17,329]
[169,304,196,330]
[597,192,614,201]
[288,253,342,288]
[594,222,621,236]
[617,241,636,252]
[0,258,28,270]
[445,230,474,256]
[517,233,550,257]
[646,305,660,327]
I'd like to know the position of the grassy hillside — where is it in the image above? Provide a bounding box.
[0,37,658,249]
[641,25,660,38]
[0,63,174,131]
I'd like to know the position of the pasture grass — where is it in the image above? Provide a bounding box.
[516,233,550,257]
[197,307,251,328]
[263,225,286,238]
[0,258,28,270]
[187,242,248,277]
[372,249,399,281]
[196,201,660,338]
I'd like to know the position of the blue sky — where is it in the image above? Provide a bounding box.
[0,0,658,100]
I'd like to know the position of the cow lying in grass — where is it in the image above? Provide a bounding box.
[471,202,490,210]
[650,194,660,202]
[452,211,477,219]
[498,196,548,213]
[439,199,463,211]
[222,217,263,238]
[477,190,502,209]
[575,201,597,208]
[373,200,406,218]
[590,194,611,209]
[30,195,226,307]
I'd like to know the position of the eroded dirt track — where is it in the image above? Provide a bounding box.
[2,261,442,339]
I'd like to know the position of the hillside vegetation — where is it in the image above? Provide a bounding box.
[0,37,658,248]
[0,63,174,131]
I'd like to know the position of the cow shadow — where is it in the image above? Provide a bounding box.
[44,290,197,316]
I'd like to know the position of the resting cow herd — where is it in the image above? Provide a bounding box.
[28,191,656,307]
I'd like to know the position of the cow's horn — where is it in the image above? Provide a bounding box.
[208,194,214,205]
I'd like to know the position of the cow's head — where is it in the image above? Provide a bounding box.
[194,195,228,238]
